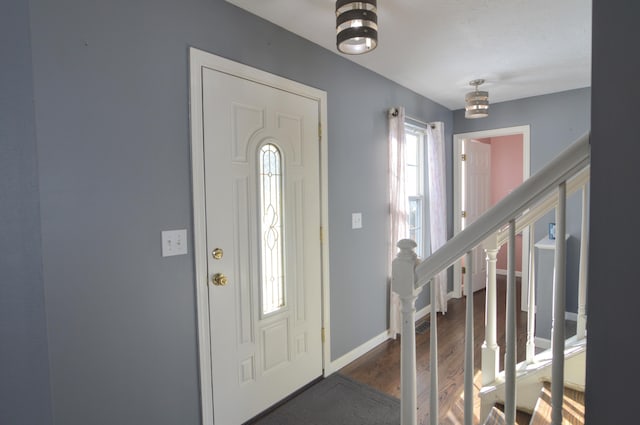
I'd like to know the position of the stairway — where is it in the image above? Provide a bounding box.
[483,407,531,425]
[483,404,532,425]
[529,382,585,425]
[484,381,585,425]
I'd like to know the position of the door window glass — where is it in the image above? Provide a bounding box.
[259,144,285,315]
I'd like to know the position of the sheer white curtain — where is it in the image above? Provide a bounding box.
[427,122,448,313]
[388,107,408,337]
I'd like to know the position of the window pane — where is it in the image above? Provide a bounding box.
[404,124,428,256]
[409,197,423,258]
[406,164,418,196]
[405,133,418,166]
[259,144,285,315]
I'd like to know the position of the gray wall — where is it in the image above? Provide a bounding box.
[534,236,580,339]
[15,0,630,423]
[587,1,640,423]
[18,0,451,424]
[0,1,52,424]
[453,88,591,313]
[453,88,591,173]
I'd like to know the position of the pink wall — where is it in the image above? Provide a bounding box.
[478,134,524,271]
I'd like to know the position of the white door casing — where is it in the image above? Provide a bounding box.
[463,139,491,293]
[452,126,530,307]
[189,48,330,425]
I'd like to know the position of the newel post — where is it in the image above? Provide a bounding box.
[481,234,500,386]
[392,239,421,425]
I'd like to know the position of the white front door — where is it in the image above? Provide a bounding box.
[463,139,491,293]
[199,63,323,424]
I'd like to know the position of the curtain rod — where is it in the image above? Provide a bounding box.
[389,108,436,129]
[405,115,435,129]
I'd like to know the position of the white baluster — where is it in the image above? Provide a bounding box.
[430,274,439,425]
[464,250,474,425]
[551,183,567,425]
[392,239,420,425]
[481,235,500,385]
[526,223,537,362]
[576,185,588,339]
[504,220,517,425]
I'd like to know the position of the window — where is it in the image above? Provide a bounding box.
[405,124,428,258]
[259,144,285,315]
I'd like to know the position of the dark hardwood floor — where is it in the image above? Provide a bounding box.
[340,276,530,425]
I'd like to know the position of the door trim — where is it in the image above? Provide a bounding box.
[188,47,331,424]
[452,126,530,304]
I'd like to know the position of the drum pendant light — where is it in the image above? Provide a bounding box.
[336,0,378,55]
[465,79,490,119]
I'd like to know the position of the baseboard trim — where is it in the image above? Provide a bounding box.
[325,330,390,376]
[565,312,578,321]
[535,337,551,349]
[416,291,457,319]
[416,304,429,321]
[496,269,523,277]
[325,290,458,376]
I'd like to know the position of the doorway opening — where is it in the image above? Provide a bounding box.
[453,126,531,310]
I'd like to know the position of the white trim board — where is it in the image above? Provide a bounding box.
[415,290,458,319]
[327,291,458,376]
[188,47,330,425]
[496,269,523,277]
[535,337,552,350]
[325,330,390,375]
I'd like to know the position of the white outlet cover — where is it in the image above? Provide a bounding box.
[162,229,188,257]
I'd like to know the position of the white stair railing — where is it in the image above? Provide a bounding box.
[393,239,420,425]
[504,219,517,424]
[391,133,590,425]
[485,164,590,367]
[463,250,474,425]
[576,184,589,340]
[526,223,537,362]
[482,237,500,385]
[551,182,567,425]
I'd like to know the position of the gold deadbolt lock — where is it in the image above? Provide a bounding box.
[212,273,228,286]
[212,248,224,260]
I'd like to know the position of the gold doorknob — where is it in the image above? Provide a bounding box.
[212,248,224,260]
[212,273,228,286]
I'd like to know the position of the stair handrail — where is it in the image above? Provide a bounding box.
[495,164,590,247]
[393,132,590,425]
[414,132,590,288]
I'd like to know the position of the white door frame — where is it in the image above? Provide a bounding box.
[188,47,331,424]
[453,126,530,309]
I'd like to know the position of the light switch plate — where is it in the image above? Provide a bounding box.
[352,213,363,229]
[162,229,188,257]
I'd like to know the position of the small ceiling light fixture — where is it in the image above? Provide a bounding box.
[465,79,489,119]
[336,0,378,55]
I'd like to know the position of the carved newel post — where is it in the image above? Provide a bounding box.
[392,239,421,425]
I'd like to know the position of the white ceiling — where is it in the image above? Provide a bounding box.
[226,0,592,110]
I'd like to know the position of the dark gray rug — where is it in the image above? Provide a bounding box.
[249,373,400,425]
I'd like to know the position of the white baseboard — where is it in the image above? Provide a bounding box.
[416,291,457,319]
[496,269,523,277]
[416,305,430,321]
[325,290,459,376]
[535,337,551,350]
[325,330,390,375]
[565,312,578,321]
